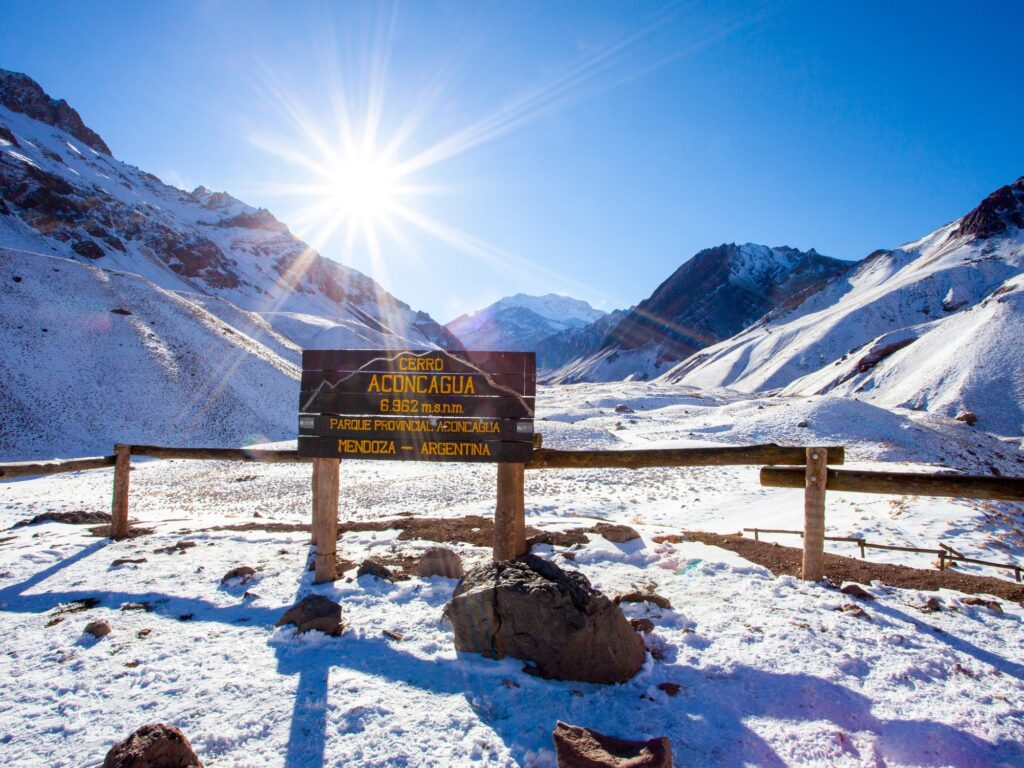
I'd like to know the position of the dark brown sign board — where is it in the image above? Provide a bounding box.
[298,349,536,462]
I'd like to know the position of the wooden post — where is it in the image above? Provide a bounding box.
[312,458,339,583]
[310,460,321,546]
[110,444,131,540]
[858,539,866,559]
[494,463,525,560]
[802,447,827,581]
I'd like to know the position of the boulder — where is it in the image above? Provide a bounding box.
[443,555,645,684]
[614,404,635,414]
[102,723,203,768]
[275,594,343,636]
[416,547,464,579]
[591,522,641,543]
[84,620,111,638]
[552,721,671,768]
[955,411,978,426]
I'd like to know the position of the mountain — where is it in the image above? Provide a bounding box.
[0,69,459,458]
[0,69,458,352]
[546,244,851,382]
[663,177,1024,436]
[445,293,605,351]
[535,309,626,372]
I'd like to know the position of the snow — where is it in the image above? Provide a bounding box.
[2,382,1022,766]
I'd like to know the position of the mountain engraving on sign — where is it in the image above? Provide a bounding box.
[298,350,536,463]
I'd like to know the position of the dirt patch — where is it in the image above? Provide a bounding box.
[683,531,1024,603]
[14,510,110,528]
[88,525,154,539]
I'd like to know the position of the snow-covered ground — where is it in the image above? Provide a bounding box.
[1,383,1022,767]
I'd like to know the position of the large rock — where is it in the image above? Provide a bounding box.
[417,547,464,578]
[275,594,343,636]
[443,556,645,684]
[102,723,203,768]
[553,722,672,768]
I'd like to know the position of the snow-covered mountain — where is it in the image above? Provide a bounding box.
[546,244,850,382]
[0,69,461,458]
[663,177,1024,436]
[445,292,605,351]
[0,69,458,352]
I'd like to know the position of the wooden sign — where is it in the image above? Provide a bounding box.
[298,349,536,463]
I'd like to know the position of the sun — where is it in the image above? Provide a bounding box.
[323,152,402,224]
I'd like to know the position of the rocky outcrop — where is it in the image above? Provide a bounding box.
[443,556,645,684]
[102,723,203,768]
[0,69,111,155]
[953,177,1024,241]
[552,722,672,768]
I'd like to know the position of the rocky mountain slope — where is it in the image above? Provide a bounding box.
[0,69,460,458]
[663,178,1024,436]
[545,244,850,382]
[0,69,457,351]
[445,293,604,352]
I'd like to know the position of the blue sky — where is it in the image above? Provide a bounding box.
[3,1,1023,322]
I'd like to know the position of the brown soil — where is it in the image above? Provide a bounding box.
[682,531,1024,603]
[203,515,591,549]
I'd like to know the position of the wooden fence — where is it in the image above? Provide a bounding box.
[742,527,1023,582]
[4,442,1024,588]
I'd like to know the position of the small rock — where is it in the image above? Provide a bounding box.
[357,559,395,582]
[838,603,870,620]
[110,308,133,316]
[955,411,978,426]
[920,596,944,613]
[614,590,672,610]
[796,420,809,428]
[177,614,193,622]
[84,620,111,638]
[614,404,635,413]
[102,722,203,768]
[120,602,152,612]
[111,558,148,567]
[840,584,875,601]
[630,618,655,634]
[657,682,681,697]
[136,629,152,639]
[416,547,464,579]
[960,596,1003,614]
[561,551,577,561]
[591,522,641,543]
[276,594,344,636]
[552,721,672,768]
[154,540,197,554]
[221,566,256,584]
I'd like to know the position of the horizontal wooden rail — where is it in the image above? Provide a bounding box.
[128,445,312,463]
[0,455,116,479]
[743,527,861,543]
[741,526,1021,581]
[761,467,1024,502]
[527,444,845,470]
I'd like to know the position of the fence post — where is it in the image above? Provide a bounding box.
[802,447,827,581]
[313,458,340,583]
[495,463,525,560]
[310,459,321,546]
[110,444,131,540]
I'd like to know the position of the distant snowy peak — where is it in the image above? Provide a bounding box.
[0,69,110,155]
[445,293,606,351]
[485,293,606,325]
